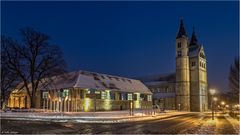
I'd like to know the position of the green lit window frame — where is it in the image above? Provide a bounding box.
[42,92,49,99]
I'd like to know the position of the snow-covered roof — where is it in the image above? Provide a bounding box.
[38,70,152,94]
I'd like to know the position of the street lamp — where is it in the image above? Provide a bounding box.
[209,89,216,120]
[209,89,216,95]
[221,101,225,105]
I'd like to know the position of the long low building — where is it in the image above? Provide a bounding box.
[8,70,152,112]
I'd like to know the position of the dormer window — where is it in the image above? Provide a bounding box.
[177,42,181,48]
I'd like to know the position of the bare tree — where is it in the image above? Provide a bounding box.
[1,37,20,109]
[2,27,66,108]
[228,57,239,103]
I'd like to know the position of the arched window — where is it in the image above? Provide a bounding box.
[177,42,181,48]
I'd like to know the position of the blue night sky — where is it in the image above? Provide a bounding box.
[1,1,239,93]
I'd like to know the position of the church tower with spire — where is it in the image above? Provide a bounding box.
[138,19,209,112]
[189,27,208,112]
[175,19,190,111]
[175,20,208,112]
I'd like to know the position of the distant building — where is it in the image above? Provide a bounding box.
[139,20,208,112]
[8,70,152,112]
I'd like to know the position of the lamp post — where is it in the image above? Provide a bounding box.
[221,101,225,113]
[209,89,216,120]
[213,97,217,115]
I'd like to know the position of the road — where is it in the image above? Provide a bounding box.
[1,112,238,134]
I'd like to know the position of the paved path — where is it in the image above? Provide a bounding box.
[1,112,238,134]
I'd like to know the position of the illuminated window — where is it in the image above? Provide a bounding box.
[101,91,106,99]
[63,89,69,97]
[134,93,140,101]
[127,93,133,100]
[42,92,49,99]
[147,95,152,101]
[106,90,110,100]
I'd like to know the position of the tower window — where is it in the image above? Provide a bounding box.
[192,61,196,66]
[203,63,206,68]
[177,43,181,48]
[177,51,182,57]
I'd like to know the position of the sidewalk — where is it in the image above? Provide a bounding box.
[224,113,240,133]
[0,110,189,123]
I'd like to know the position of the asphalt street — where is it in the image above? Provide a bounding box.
[1,112,238,134]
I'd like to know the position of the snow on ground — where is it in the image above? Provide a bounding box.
[196,119,216,134]
[224,114,240,133]
[0,110,189,123]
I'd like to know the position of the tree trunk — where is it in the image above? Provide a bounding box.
[30,95,36,108]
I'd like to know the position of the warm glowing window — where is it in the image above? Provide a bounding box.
[147,95,152,101]
[127,93,133,100]
[101,91,106,99]
[106,90,110,100]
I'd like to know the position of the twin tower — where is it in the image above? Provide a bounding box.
[175,19,208,112]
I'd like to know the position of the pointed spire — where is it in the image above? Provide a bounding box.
[190,26,198,46]
[176,19,187,39]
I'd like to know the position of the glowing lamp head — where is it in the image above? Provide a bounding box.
[213,97,218,101]
[209,89,216,95]
[221,101,225,105]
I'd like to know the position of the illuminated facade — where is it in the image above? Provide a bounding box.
[8,70,152,112]
[139,20,208,112]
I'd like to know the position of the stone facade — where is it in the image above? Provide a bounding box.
[139,20,208,112]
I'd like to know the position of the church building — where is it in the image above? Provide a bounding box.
[139,20,208,112]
